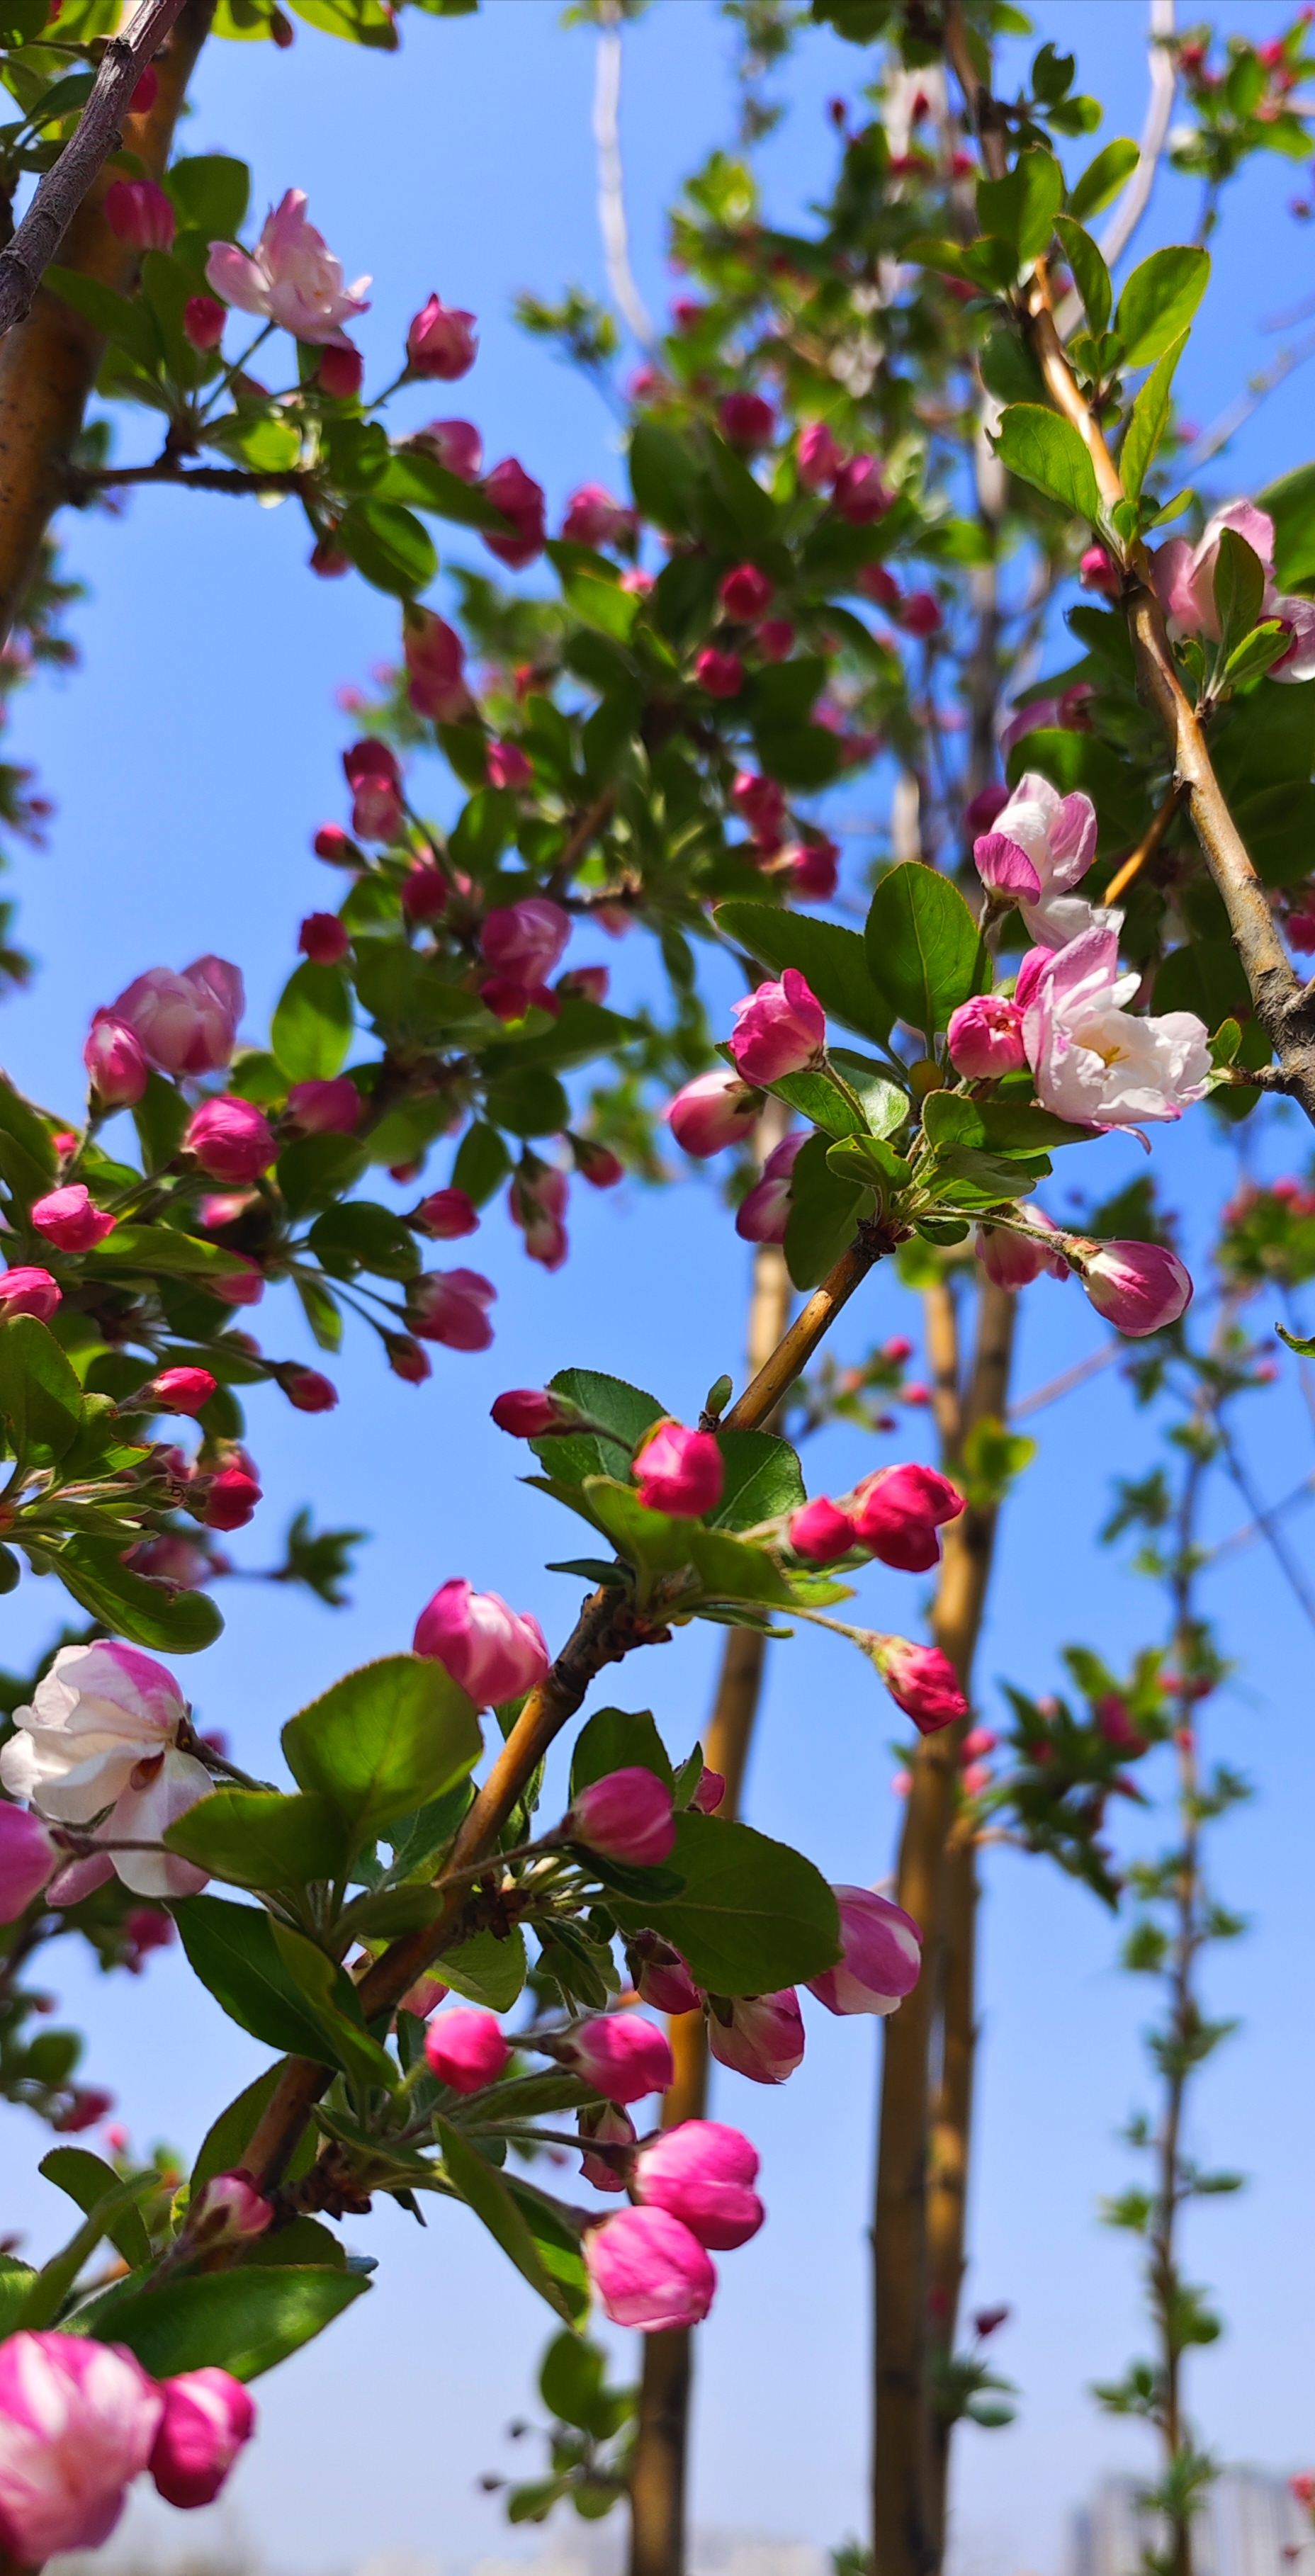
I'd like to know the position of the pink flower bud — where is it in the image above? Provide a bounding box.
[149,2369,255,2509]
[797,421,844,489]
[1292,2473,1315,2510]
[188,2170,272,2249]
[636,2118,763,2249]
[1096,1694,1148,1753]
[0,2330,163,2558]
[310,534,351,579]
[298,912,349,966]
[412,1188,476,1241]
[689,1767,725,1815]
[559,964,610,1005]
[729,969,825,1083]
[0,1267,60,1321]
[53,2086,115,2133]
[1080,545,1119,597]
[313,823,356,865]
[0,1805,57,1920]
[204,1465,261,1532]
[851,1464,964,1574]
[509,1164,569,1272]
[317,339,363,400]
[556,2011,674,2103]
[482,456,546,570]
[628,1930,702,2014]
[386,1334,431,1384]
[490,1386,576,1438]
[568,1767,676,1866]
[789,1496,856,1565]
[414,1576,549,1706]
[424,2004,511,2092]
[30,1185,115,1252]
[210,1256,264,1308]
[184,294,226,351]
[947,993,1026,1079]
[280,1367,337,1413]
[976,1210,1067,1290]
[586,2203,716,2329]
[574,1136,624,1188]
[579,2102,636,2191]
[900,589,942,637]
[786,835,839,900]
[707,1990,804,2084]
[718,391,775,449]
[720,564,773,621]
[84,1012,148,1107]
[961,1759,992,1796]
[111,957,243,1077]
[833,455,892,524]
[664,1067,760,1158]
[735,1131,805,1245]
[961,1727,997,1760]
[286,1077,361,1135]
[480,897,570,985]
[806,1885,921,2016]
[397,1972,448,2018]
[874,1637,968,1732]
[186,1097,276,1185]
[408,1267,497,1351]
[407,293,478,380]
[105,177,174,250]
[400,863,448,924]
[858,563,901,611]
[755,618,796,661]
[1078,1238,1193,1337]
[402,608,469,721]
[417,417,482,482]
[563,485,636,549]
[964,782,1010,838]
[634,1420,723,1519]
[343,737,403,842]
[694,646,744,698]
[149,1367,216,1416]
[730,769,787,837]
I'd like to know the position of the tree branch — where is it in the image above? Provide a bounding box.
[592,1,655,351]
[73,462,307,497]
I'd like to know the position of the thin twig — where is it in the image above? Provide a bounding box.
[1054,0,1177,335]
[0,0,188,344]
[1204,1469,1315,1569]
[1009,1334,1123,1422]
[1103,778,1187,909]
[592,2,655,351]
[74,462,305,497]
[1216,1429,1315,1629]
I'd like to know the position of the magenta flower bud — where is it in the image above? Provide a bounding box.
[694,646,744,699]
[730,769,787,837]
[1080,544,1119,597]
[417,417,482,482]
[407,293,478,380]
[205,1466,261,1532]
[806,1886,922,2017]
[210,1256,264,1308]
[568,1767,676,1867]
[84,1012,148,1107]
[1078,1238,1193,1337]
[789,1496,857,1565]
[900,589,942,637]
[559,964,610,1005]
[833,454,893,524]
[789,836,840,901]
[30,1185,115,1252]
[964,782,1010,839]
[53,2086,116,2134]
[578,2102,636,2191]
[184,293,226,352]
[562,484,637,549]
[414,1576,549,1707]
[149,2368,254,2511]
[707,1990,804,2084]
[718,391,774,449]
[403,608,469,720]
[797,421,844,489]
[874,1637,969,1732]
[976,1210,1067,1290]
[556,2011,674,2103]
[0,2331,163,2558]
[281,1367,337,1414]
[424,2005,511,2093]
[414,1188,478,1240]
[286,1077,361,1136]
[317,339,363,400]
[400,864,448,925]
[149,1367,216,1416]
[112,956,243,1077]
[0,1805,58,1921]
[729,968,825,1085]
[344,738,403,842]
[408,1267,497,1351]
[397,1972,448,2018]
[1097,1694,1147,1753]
[298,912,349,966]
[858,562,901,611]
[105,177,175,250]
[480,896,570,985]
[947,993,1026,1079]
[509,1164,570,1272]
[755,617,796,662]
[689,1766,724,1814]
[586,2204,715,2329]
[188,2169,272,2249]
[735,1132,805,1245]
[481,456,547,570]
[664,1067,760,1159]
[628,1930,702,2014]
[719,564,773,621]
[961,1761,993,1796]
[635,2118,764,2250]
[0,1267,60,1321]
[186,1097,276,1185]
[313,823,356,864]
[490,1386,576,1438]
[486,739,534,791]
[129,62,158,111]
[634,1421,723,1519]
[386,1334,431,1384]
[574,1136,624,1189]
[851,1464,964,1574]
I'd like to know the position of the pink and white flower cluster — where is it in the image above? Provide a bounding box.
[1150,497,1315,683]
[0,2330,253,2560]
[0,1642,213,1905]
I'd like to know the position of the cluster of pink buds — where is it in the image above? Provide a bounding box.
[789,1461,964,1576]
[0,2330,254,2557]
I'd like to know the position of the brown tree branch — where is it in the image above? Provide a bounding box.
[73,463,307,496]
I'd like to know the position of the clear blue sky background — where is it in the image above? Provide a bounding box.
[0,6,1312,2573]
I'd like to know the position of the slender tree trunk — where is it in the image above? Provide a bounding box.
[628,1225,792,2576]
[871,1278,1016,2576]
[0,0,212,644]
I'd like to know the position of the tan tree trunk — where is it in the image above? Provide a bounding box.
[0,0,213,643]
[871,1277,1015,2576]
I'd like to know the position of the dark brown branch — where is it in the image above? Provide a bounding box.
[73,463,307,497]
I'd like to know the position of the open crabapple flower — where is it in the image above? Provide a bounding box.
[0,1644,213,1899]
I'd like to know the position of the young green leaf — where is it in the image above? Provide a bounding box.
[865,862,988,1036]
[713,900,893,1045]
[271,961,354,1082]
[282,1654,482,1845]
[1053,214,1112,336]
[0,1316,83,1462]
[606,1812,842,1994]
[163,1789,349,1892]
[54,1540,223,1654]
[435,2115,577,2324]
[1114,246,1209,370]
[172,1893,361,2067]
[1121,331,1188,504]
[1066,135,1141,223]
[72,2266,366,2379]
[977,147,1063,261]
[993,406,1102,525]
[782,1132,865,1291]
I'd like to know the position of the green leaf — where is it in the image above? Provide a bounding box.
[451,1122,513,1208]
[531,1369,665,1491]
[825,1134,913,1192]
[0,2261,36,2336]
[687,1525,797,1609]
[920,1093,1091,1151]
[1121,331,1187,504]
[276,1132,368,1219]
[172,1893,361,2068]
[628,422,701,532]
[704,434,778,545]
[560,570,638,643]
[131,1071,189,1175]
[193,2065,283,2191]
[1212,526,1266,661]
[712,1430,806,1531]
[0,1315,82,1461]
[1053,214,1112,336]
[40,2149,150,2267]
[55,1540,223,1653]
[1067,136,1140,223]
[435,2115,575,2322]
[1114,246,1209,371]
[76,2266,366,2378]
[339,499,438,598]
[503,2179,589,2323]
[570,1707,673,1799]
[713,901,892,1045]
[205,410,301,471]
[441,1924,528,2011]
[16,2179,155,2328]
[484,1068,570,1137]
[269,1922,397,2091]
[539,2331,608,2431]
[282,1654,482,1844]
[374,448,512,531]
[84,1224,250,1279]
[165,154,249,239]
[866,862,988,1036]
[164,1790,349,1891]
[1277,1322,1315,1358]
[977,146,1063,260]
[764,1065,869,1138]
[782,1131,864,1291]
[607,1812,841,1994]
[271,961,354,1082]
[750,724,842,791]
[45,265,160,368]
[295,1272,344,1353]
[0,1075,57,1195]
[994,405,1101,524]
[1259,459,1315,587]
[309,1199,418,1282]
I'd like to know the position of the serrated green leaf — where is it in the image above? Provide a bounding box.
[994,405,1101,524]
[271,961,354,1083]
[865,862,988,1036]
[1121,331,1187,504]
[606,1812,841,1994]
[1114,245,1209,371]
[163,1790,349,1891]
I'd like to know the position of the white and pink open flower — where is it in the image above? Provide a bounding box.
[205,190,371,347]
[1150,498,1315,684]
[0,1642,213,1900]
[1018,925,1211,1129]
[973,772,1105,949]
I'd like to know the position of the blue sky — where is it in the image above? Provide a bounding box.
[0,5,1313,2572]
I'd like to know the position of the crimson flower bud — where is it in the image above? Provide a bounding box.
[480,896,570,985]
[407,294,478,380]
[286,1077,361,1136]
[755,618,795,661]
[562,484,636,549]
[729,968,825,1084]
[280,1367,337,1414]
[490,1387,575,1438]
[401,863,448,923]
[270,8,293,41]
[0,1267,60,1321]
[719,563,773,621]
[481,456,546,570]
[186,1097,276,1185]
[961,1727,997,1760]
[974,2305,1011,2339]
[84,1011,148,1107]
[419,417,482,481]
[806,1885,922,2017]
[964,782,1010,839]
[557,964,609,1005]
[628,1931,702,2015]
[797,420,844,488]
[664,1068,760,1158]
[184,294,226,352]
[385,1333,431,1384]
[424,2006,509,2092]
[1078,1238,1193,1337]
[579,2102,636,2191]
[788,835,839,900]
[130,62,159,112]
[486,740,534,791]
[104,178,174,250]
[689,1766,724,1815]
[204,1467,262,1532]
[188,2169,273,2249]
[414,1188,478,1240]
[414,1576,548,1706]
[30,1184,115,1252]
[706,1991,803,2084]
[317,339,363,400]
[310,533,350,577]
[634,2118,763,2249]
[397,1972,448,2018]
[975,1211,1067,1290]
[735,1133,804,1245]
[586,2204,716,2330]
[850,1464,964,1574]
[149,2371,255,2510]
[874,1636,968,1732]
[633,1421,723,1519]
[858,562,901,611]
[124,1906,174,1962]
[1080,545,1119,597]
[572,1136,623,1189]
[947,993,1026,1079]
[789,1496,856,1565]
[567,1767,676,1867]
[313,823,356,865]
[408,1267,497,1351]
[694,646,744,698]
[298,913,349,966]
[718,391,774,448]
[53,2085,115,2132]
[833,455,892,523]
[210,1256,264,1308]
[730,769,786,837]
[555,2012,673,2103]
[0,1806,57,1921]
[149,1367,217,1416]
